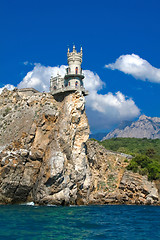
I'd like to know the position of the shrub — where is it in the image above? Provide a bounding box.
[148,162,160,180]
[146,148,156,158]
[127,154,160,180]
[127,160,138,173]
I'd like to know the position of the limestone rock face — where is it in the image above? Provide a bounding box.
[0,89,90,205]
[118,171,159,205]
[86,140,160,205]
[0,89,159,205]
[103,115,160,140]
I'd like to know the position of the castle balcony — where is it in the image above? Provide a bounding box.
[50,85,88,96]
[64,73,84,80]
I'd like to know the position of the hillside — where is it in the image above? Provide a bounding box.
[100,138,160,155]
[103,115,160,140]
[100,138,160,181]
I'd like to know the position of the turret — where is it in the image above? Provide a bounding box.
[66,45,83,75]
[64,45,84,89]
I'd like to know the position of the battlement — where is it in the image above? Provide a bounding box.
[67,45,83,65]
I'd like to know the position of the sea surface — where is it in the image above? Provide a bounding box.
[0,205,160,240]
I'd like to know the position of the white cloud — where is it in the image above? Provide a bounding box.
[1,64,140,131]
[105,54,160,83]
[85,90,140,130]
[83,70,105,92]
[0,84,15,94]
[83,69,140,130]
[18,64,66,92]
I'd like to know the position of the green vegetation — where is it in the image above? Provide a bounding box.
[100,138,160,155]
[127,154,160,180]
[98,138,160,180]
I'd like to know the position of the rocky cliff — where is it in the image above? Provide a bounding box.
[0,89,159,205]
[103,115,160,140]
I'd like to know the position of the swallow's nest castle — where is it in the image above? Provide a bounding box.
[13,45,88,97]
[50,45,88,96]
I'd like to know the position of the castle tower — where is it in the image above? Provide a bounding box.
[50,45,88,96]
[64,45,84,89]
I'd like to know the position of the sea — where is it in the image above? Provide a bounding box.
[0,205,160,240]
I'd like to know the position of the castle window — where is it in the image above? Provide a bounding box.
[62,85,64,88]
[75,81,78,87]
[68,67,70,73]
[54,86,57,90]
[75,67,78,74]
[69,82,70,86]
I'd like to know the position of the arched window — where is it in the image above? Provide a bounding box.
[54,86,57,90]
[75,67,78,74]
[68,81,70,86]
[75,81,78,87]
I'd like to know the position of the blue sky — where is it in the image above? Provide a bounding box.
[1,0,160,133]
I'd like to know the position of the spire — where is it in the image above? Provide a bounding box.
[68,47,70,53]
[73,45,76,52]
[80,46,83,54]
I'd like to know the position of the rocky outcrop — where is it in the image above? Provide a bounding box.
[0,89,159,205]
[86,140,160,205]
[103,115,160,140]
[0,89,90,205]
[118,171,159,205]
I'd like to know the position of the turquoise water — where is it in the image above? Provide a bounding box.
[0,205,160,239]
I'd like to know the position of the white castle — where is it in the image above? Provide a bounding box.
[50,46,88,96]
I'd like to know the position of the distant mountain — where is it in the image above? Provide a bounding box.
[117,120,133,130]
[89,121,133,141]
[102,115,160,140]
